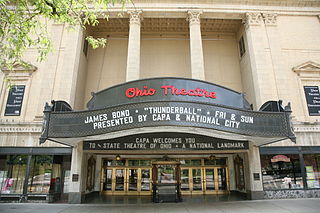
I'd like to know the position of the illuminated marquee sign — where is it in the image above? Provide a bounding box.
[40,78,296,144]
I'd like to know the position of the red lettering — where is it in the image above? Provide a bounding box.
[125,88,136,98]
[202,89,209,97]
[172,86,180,95]
[125,86,156,98]
[161,85,172,95]
[209,92,217,98]
[129,85,216,99]
[180,89,187,95]
[195,88,202,95]
[187,89,196,96]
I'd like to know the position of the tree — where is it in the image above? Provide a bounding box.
[0,0,130,70]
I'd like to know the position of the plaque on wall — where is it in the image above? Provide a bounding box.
[253,173,260,181]
[72,174,79,182]
[304,86,320,116]
[4,85,25,116]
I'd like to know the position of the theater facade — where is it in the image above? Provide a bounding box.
[1,0,320,204]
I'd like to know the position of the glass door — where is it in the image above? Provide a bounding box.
[127,168,152,195]
[128,168,138,192]
[218,168,228,191]
[181,168,190,194]
[180,167,229,195]
[205,168,215,193]
[114,169,125,193]
[158,165,176,184]
[140,169,151,195]
[102,167,152,195]
[103,168,112,192]
[192,168,202,194]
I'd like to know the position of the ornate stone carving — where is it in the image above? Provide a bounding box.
[187,10,203,26]
[128,10,142,25]
[292,61,320,78]
[242,13,263,28]
[0,122,42,133]
[262,13,277,26]
[1,61,37,82]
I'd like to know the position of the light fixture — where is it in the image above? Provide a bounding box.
[115,155,121,161]
[209,155,216,160]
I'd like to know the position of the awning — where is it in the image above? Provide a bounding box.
[39,77,296,147]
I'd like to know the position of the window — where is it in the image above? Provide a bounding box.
[239,36,246,57]
[303,154,320,189]
[0,155,28,194]
[0,155,66,195]
[204,158,227,166]
[128,160,151,166]
[292,61,320,118]
[83,39,89,57]
[180,159,201,166]
[1,61,37,117]
[28,155,53,194]
[103,159,125,166]
[260,154,303,190]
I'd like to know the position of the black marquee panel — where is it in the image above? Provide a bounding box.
[83,132,249,151]
[40,78,296,144]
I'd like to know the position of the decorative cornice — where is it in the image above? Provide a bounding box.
[242,12,263,29]
[128,10,143,25]
[293,126,320,133]
[0,122,42,133]
[2,61,37,82]
[262,13,277,26]
[292,61,320,78]
[187,10,203,26]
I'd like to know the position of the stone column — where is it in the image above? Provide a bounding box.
[245,144,264,199]
[242,13,279,109]
[68,142,84,204]
[126,10,142,82]
[187,10,205,80]
[94,155,102,191]
[262,13,282,101]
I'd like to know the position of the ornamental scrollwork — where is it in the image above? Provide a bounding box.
[242,13,263,28]
[262,13,277,26]
[128,10,143,25]
[187,10,203,25]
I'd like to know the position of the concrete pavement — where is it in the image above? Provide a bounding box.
[1,199,320,213]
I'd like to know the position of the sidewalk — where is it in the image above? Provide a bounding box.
[1,199,320,213]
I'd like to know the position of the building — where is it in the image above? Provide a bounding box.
[0,0,320,204]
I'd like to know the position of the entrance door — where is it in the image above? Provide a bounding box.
[140,169,151,194]
[152,161,182,202]
[204,168,215,193]
[127,168,138,193]
[180,167,229,195]
[102,167,152,195]
[217,168,228,192]
[192,168,202,194]
[114,168,126,194]
[181,168,190,192]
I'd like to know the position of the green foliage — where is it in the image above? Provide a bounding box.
[0,0,130,70]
